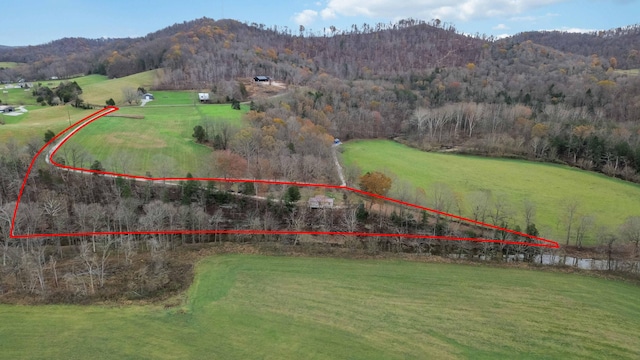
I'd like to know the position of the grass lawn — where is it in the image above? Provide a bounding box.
[0,105,93,145]
[0,61,21,69]
[77,70,159,105]
[146,91,202,106]
[1,255,639,359]
[58,104,247,177]
[341,140,640,244]
[0,71,158,107]
[1,85,39,106]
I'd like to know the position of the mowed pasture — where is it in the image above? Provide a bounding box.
[0,70,159,144]
[1,84,39,106]
[342,140,640,245]
[1,255,639,359]
[145,90,203,105]
[0,106,93,145]
[74,70,159,105]
[0,61,21,68]
[58,104,246,176]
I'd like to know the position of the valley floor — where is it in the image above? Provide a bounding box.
[2,252,639,359]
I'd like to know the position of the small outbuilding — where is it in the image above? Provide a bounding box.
[0,105,15,113]
[309,195,334,209]
[143,93,154,100]
[254,76,270,82]
[198,92,210,102]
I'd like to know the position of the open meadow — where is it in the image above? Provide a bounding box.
[1,71,247,177]
[73,70,159,105]
[1,254,639,359]
[58,104,246,176]
[0,62,21,69]
[0,106,93,145]
[1,84,39,106]
[0,70,159,144]
[342,140,640,245]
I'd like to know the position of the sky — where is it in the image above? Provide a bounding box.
[1,0,639,46]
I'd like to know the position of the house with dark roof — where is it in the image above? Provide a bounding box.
[254,76,270,82]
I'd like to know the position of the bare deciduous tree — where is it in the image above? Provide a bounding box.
[563,199,580,246]
[122,87,140,105]
[619,216,640,256]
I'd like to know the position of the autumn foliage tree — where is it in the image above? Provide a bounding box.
[359,171,392,197]
[214,150,248,179]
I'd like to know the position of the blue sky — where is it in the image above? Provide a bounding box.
[1,0,639,46]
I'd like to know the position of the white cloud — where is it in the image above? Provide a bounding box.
[493,23,508,30]
[318,0,568,22]
[293,9,319,26]
[321,8,337,20]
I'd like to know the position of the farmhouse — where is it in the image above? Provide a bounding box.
[0,105,15,113]
[254,76,270,82]
[309,195,334,209]
[143,93,154,100]
[198,92,210,102]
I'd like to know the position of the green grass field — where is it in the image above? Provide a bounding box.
[146,91,203,106]
[342,140,640,244]
[0,106,93,145]
[1,255,639,359]
[0,61,21,69]
[1,85,39,106]
[0,70,161,145]
[0,70,158,107]
[77,70,159,105]
[59,104,247,176]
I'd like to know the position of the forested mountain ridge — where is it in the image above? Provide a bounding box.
[2,16,640,182]
[4,17,640,303]
[0,18,485,82]
[509,24,640,69]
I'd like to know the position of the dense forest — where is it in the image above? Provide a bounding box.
[2,18,640,302]
[4,17,639,179]
[511,24,640,70]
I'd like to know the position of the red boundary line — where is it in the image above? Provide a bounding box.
[9,106,560,249]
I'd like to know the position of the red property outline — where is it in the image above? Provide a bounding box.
[9,106,559,249]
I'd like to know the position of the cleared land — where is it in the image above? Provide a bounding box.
[1,254,639,359]
[1,85,39,106]
[0,71,159,144]
[145,90,203,105]
[0,106,92,145]
[0,61,21,68]
[58,104,246,176]
[75,70,159,105]
[342,140,640,244]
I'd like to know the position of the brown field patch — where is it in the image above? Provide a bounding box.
[103,132,167,149]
